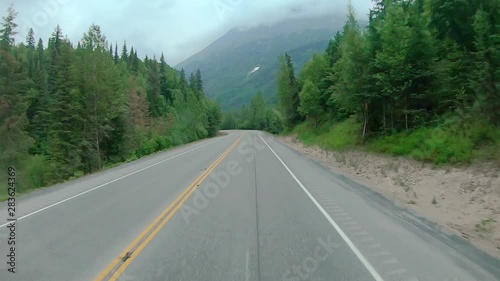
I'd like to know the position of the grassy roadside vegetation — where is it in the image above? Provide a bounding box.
[0,133,221,202]
[289,118,500,165]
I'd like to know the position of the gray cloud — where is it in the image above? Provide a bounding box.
[2,0,372,65]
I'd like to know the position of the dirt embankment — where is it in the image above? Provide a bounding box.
[278,135,500,258]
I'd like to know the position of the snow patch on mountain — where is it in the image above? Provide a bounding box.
[250,66,260,74]
[245,65,261,80]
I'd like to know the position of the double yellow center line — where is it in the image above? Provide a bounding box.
[95,134,244,281]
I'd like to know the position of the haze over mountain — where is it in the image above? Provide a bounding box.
[1,0,372,66]
[176,15,347,110]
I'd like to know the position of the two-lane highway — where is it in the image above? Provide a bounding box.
[0,131,499,281]
[0,133,240,281]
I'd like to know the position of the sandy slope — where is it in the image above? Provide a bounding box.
[278,135,500,259]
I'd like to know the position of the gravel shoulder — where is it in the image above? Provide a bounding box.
[277,135,500,259]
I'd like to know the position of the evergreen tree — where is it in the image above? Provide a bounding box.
[45,40,84,179]
[0,5,32,171]
[250,91,266,129]
[426,0,482,52]
[159,53,171,104]
[121,40,128,62]
[79,25,123,171]
[132,49,139,73]
[179,68,189,101]
[330,3,370,137]
[206,101,221,137]
[26,28,35,78]
[299,80,323,126]
[277,53,301,129]
[300,53,329,114]
[129,46,135,69]
[26,38,49,154]
[373,1,413,131]
[404,5,437,127]
[114,42,119,64]
[189,72,195,91]
[325,32,343,67]
[469,8,499,125]
[0,4,17,51]
[33,38,48,93]
[195,69,204,95]
[146,57,166,117]
[48,25,63,95]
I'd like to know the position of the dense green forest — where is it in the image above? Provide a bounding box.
[0,5,221,197]
[221,91,284,133]
[227,0,499,164]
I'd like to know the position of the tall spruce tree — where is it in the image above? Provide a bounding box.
[277,53,301,129]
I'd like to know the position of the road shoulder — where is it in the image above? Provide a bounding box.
[273,133,500,275]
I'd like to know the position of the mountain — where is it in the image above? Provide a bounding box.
[175,15,345,110]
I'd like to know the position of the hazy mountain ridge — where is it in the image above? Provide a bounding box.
[176,15,345,109]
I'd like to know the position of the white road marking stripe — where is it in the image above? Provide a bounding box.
[0,137,224,228]
[258,133,385,281]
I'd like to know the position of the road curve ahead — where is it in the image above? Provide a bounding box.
[0,131,499,281]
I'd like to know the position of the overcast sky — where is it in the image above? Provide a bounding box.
[2,0,373,65]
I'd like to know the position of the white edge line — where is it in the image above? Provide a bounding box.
[0,137,224,228]
[258,133,385,281]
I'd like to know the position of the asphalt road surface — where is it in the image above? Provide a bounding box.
[0,131,499,281]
